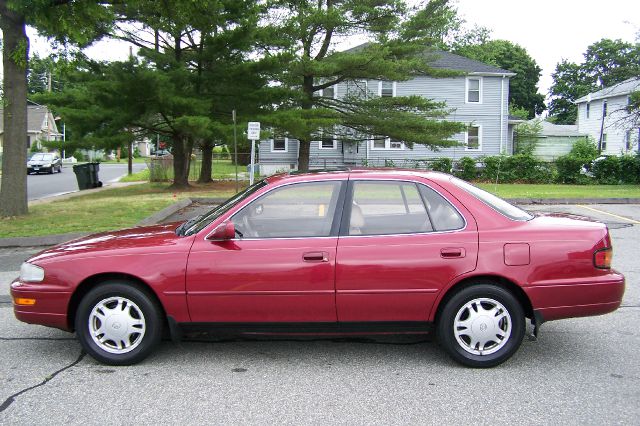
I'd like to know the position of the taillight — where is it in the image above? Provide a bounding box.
[594,247,612,269]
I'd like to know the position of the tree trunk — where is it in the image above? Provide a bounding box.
[170,136,192,189]
[128,140,133,175]
[298,139,310,172]
[198,140,213,183]
[0,3,29,217]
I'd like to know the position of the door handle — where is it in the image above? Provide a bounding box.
[303,251,329,262]
[441,248,465,258]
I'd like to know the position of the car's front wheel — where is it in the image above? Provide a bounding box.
[75,282,163,365]
[437,283,525,368]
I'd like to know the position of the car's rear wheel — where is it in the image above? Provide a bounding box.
[75,282,163,365]
[437,283,525,368]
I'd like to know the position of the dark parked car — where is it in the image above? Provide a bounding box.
[27,153,62,174]
[11,169,624,367]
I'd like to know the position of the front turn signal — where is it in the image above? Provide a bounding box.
[594,247,612,269]
[14,297,36,306]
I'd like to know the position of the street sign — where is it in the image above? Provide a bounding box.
[247,122,260,140]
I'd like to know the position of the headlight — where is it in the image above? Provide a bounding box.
[44,163,51,167]
[20,263,45,282]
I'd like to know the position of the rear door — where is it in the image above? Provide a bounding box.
[335,179,478,322]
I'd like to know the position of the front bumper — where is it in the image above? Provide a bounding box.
[10,280,72,331]
[525,271,625,322]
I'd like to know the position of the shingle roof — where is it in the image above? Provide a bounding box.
[342,43,515,76]
[0,104,52,134]
[537,120,584,137]
[575,77,640,103]
[424,50,515,75]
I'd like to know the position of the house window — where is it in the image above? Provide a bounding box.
[466,77,482,103]
[319,131,336,150]
[371,137,403,150]
[320,86,335,99]
[271,137,287,152]
[465,126,481,150]
[380,81,395,97]
[602,101,607,117]
[601,134,607,151]
[626,131,633,151]
[373,136,386,149]
[586,103,590,118]
[346,80,368,98]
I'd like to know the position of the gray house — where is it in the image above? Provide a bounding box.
[259,49,516,174]
[575,77,640,155]
[0,102,61,155]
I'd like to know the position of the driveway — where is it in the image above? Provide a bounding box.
[0,204,638,423]
[27,163,147,201]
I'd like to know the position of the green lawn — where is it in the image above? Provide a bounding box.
[0,183,238,238]
[476,184,640,199]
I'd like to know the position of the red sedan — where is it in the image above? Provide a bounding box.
[11,169,625,367]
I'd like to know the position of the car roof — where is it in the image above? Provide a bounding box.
[264,168,452,185]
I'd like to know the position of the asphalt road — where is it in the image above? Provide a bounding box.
[27,163,147,201]
[0,204,638,424]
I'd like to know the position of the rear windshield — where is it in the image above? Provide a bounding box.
[450,177,533,221]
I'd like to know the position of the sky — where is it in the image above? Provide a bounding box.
[455,0,639,96]
[25,0,640,101]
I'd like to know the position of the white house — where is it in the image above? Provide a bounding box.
[575,77,640,155]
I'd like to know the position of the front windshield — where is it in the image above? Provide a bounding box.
[31,154,53,161]
[180,179,268,236]
[450,177,533,221]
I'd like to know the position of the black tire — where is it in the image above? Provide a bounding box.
[437,283,525,368]
[75,282,163,365]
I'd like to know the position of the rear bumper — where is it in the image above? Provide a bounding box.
[10,281,72,331]
[525,272,625,322]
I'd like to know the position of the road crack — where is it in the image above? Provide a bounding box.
[0,351,85,413]
[0,337,76,341]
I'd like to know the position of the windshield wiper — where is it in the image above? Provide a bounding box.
[175,215,202,236]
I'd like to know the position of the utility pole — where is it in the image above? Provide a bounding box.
[233,109,238,193]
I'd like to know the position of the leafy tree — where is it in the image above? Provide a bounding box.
[549,39,640,124]
[257,0,467,171]
[0,0,114,217]
[513,119,542,155]
[455,40,545,118]
[548,60,595,124]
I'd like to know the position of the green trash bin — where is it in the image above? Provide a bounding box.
[73,162,102,190]
[72,163,92,190]
[88,162,102,188]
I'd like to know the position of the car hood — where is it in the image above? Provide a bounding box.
[28,222,187,264]
[28,160,52,165]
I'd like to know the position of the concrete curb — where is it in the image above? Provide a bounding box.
[2,197,638,248]
[136,198,193,227]
[508,198,640,205]
[0,232,89,248]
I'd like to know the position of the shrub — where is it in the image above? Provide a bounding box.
[555,154,591,184]
[480,154,552,183]
[592,156,621,184]
[570,137,599,161]
[455,156,477,181]
[430,157,452,173]
[619,154,640,184]
[480,155,508,182]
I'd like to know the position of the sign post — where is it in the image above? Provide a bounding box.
[247,122,260,185]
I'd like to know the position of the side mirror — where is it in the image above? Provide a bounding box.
[207,221,235,241]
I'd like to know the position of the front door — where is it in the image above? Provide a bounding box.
[335,179,478,322]
[186,180,345,323]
